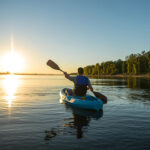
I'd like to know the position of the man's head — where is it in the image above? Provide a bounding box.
[78,67,84,75]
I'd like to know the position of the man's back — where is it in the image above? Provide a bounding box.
[74,75,89,96]
[64,67,93,96]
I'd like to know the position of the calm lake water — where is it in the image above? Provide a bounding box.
[0,75,150,150]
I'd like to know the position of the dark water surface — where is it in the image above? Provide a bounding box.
[0,75,150,150]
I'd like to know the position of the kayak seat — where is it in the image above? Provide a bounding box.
[65,88,73,96]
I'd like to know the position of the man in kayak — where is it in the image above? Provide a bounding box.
[64,67,93,96]
[47,59,107,103]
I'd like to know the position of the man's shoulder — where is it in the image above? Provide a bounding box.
[83,75,89,80]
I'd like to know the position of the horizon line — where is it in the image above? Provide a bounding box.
[0,72,76,75]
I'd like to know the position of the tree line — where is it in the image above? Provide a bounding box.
[83,51,150,76]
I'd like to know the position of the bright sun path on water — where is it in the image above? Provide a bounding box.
[1,37,24,108]
[3,75,21,107]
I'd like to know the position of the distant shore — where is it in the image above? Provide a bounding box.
[0,73,63,76]
[87,74,150,78]
[0,73,150,78]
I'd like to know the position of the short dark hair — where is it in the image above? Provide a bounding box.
[78,67,84,75]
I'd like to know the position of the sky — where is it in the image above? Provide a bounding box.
[0,0,150,74]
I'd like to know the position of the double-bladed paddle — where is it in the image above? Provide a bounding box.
[47,59,107,104]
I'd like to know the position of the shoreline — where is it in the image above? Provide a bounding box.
[0,73,150,78]
[86,74,150,78]
[0,73,63,76]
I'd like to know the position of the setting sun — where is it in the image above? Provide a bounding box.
[2,51,25,73]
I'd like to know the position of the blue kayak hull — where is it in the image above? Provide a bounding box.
[60,88,103,111]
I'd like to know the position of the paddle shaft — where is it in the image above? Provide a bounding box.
[59,69,65,73]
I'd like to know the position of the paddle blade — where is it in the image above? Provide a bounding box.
[93,91,107,104]
[47,60,60,70]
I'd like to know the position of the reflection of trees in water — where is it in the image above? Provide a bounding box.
[92,77,150,89]
[127,78,150,101]
[91,77,150,102]
[127,78,150,89]
[45,107,103,140]
[92,78,127,87]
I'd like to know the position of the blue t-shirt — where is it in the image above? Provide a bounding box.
[67,75,91,96]
[76,75,89,85]
[69,75,91,86]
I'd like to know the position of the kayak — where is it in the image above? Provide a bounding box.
[60,88,103,111]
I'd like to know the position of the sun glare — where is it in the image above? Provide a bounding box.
[3,75,20,107]
[2,51,25,73]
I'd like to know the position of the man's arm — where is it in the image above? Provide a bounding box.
[64,72,76,82]
[87,78,93,91]
[88,84,93,92]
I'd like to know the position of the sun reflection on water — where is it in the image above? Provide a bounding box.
[3,75,20,107]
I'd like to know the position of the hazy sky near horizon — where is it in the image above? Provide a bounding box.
[0,0,150,73]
